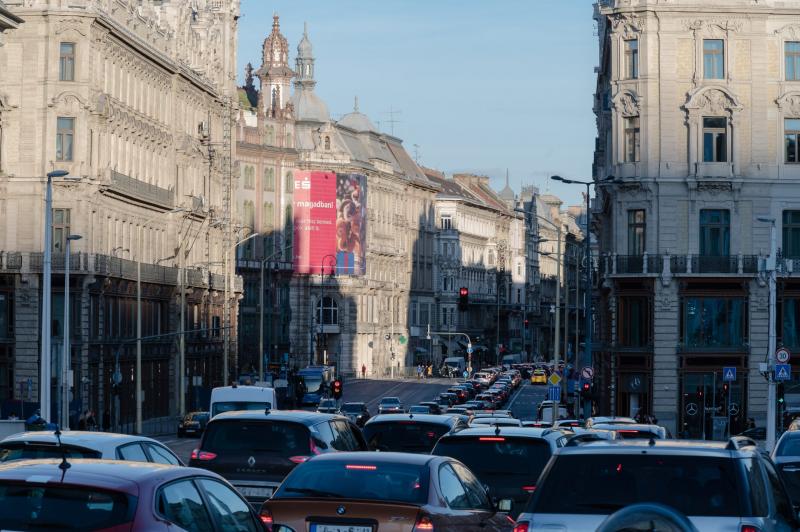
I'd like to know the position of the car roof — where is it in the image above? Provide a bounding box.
[588,416,637,424]
[438,426,563,441]
[342,402,366,406]
[590,423,662,431]
[365,413,461,426]
[1,431,162,451]
[380,397,401,401]
[308,451,438,467]
[556,438,759,457]
[209,409,345,425]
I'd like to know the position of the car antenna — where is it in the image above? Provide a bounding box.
[54,426,71,472]
[494,424,501,436]
[648,436,656,446]
[409,412,414,420]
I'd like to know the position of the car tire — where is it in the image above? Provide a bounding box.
[596,503,699,532]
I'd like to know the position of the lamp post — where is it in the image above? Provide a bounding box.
[61,234,81,429]
[758,216,778,451]
[259,244,293,384]
[41,169,71,425]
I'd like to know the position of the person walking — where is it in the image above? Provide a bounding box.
[361,364,366,379]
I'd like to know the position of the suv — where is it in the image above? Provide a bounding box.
[432,427,566,518]
[515,436,800,531]
[189,410,367,504]
[362,413,467,453]
[378,396,405,414]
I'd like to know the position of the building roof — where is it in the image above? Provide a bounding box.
[293,88,330,122]
[338,97,379,133]
[237,86,257,110]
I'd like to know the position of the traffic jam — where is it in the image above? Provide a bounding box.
[0,364,799,531]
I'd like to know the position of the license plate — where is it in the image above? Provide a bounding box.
[311,525,371,532]
[238,486,273,498]
[185,428,195,432]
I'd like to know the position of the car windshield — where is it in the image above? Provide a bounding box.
[275,460,429,504]
[433,436,552,482]
[776,436,800,457]
[303,376,323,394]
[529,454,742,516]
[0,443,102,462]
[0,483,135,530]
[409,407,430,413]
[202,421,310,455]
[211,401,271,417]
[381,398,400,405]
[341,404,364,413]
[363,421,451,453]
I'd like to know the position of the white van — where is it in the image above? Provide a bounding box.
[209,385,277,418]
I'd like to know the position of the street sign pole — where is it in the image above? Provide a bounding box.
[727,380,732,439]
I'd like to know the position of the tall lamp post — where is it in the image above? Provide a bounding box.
[758,216,778,451]
[60,234,81,430]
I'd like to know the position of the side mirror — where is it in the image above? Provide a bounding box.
[497,498,513,513]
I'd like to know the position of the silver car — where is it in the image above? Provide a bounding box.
[515,436,799,531]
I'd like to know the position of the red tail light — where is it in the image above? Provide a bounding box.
[260,508,273,531]
[741,527,760,532]
[190,449,217,461]
[513,523,529,532]
[414,514,434,531]
[345,464,377,470]
[289,456,310,464]
[479,437,505,442]
[522,485,536,493]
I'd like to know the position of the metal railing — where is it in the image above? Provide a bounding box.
[109,170,175,208]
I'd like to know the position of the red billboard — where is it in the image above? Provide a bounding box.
[292,171,366,275]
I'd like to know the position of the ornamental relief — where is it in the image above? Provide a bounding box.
[612,91,641,118]
[682,18,744,36]
[777,93,800,117]
[684,87,743,117]
[611,13,645,39]
[774,24,800,40]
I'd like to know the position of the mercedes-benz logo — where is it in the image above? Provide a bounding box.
[247,456,256,467]
[336,505,346,515]
[685,403,699,416]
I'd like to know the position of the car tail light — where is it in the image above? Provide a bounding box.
[289,456,310,464]
[513,523,529,532]
[741,527,760,532]
[190,449,217,461]
[345,464,377,470]
[413,514,434,531]
[309,437,322,455]
[522,485,536,493]
[479,437,505,442]
[260,508,273,531]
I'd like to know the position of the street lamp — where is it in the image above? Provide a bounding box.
[60,234,82,430]
[757,215,778,451]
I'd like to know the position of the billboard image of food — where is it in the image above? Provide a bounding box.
[292,171,366,275]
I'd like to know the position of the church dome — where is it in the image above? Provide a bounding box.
[338,96,378,133]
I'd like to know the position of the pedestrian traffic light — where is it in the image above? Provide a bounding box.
[332,379,343,399]
[524,319,529,328]
[580,380,591,398]
[458,287,469,311]
[722,383,729,393]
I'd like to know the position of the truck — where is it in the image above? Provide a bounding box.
[209,384,277,418]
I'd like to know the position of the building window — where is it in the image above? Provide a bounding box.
[0,293,12,339]
[702,117,727,162]
[623,39,638,79]
[263,167,275,191]
[243,166,255,189]
[262,202,274,231]
[59,43,75,82]
[284,205,293,249]
[703,39,724,79]
[785,119,800,163]
[682,297,746,348]
[56,117,75,161]
[285,171,293,192]
[699,209,730,257]
[618,296,651,347]
[411,302,418,326]
[783,210,800,259]
[52,208,71,253]
[316,296,338,325]
[440,216,452,230]
[623,116,640,162]
[627,209,646,255]
[786,42,800,81]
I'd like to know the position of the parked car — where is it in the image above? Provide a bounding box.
[378,396,405,414]
[340,402,371,427]
[362,413,467,453]
[0,459,265,531]
[177,411,210,438]
[0,431,183,466]
[773,429,800,503]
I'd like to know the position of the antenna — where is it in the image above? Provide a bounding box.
[384,106,402,136]
[54,427,71,472]
[413,144,421,164]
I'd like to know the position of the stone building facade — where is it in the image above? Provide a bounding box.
[0,0,240,426]
[594,0,800,437]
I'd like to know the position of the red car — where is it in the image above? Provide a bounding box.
[0,459,266,531]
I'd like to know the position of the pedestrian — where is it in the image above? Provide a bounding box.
[78,411,87,431]
[427,365,432,378]
[361,364,366,379]
[102,410,110,432]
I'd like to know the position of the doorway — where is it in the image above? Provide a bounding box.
[680,370,746,440]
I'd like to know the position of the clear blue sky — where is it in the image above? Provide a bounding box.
[237,0,598,205]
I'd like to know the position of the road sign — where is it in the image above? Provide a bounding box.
[776,364,792,381]
[548,373,561,386]
[581,366,594,380]
[777,347,792,364]
[547,385,561,402]
[723,367,736,382]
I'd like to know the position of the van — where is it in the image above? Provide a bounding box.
[442,356,466,377]
[209,385,277,418]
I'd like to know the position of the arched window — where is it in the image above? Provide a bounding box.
[324,136,331,150]
[243,166,255,189]
[262,202,274,230]
[285,171,294,192]
[317,296,338,325]
[263,167,275,191]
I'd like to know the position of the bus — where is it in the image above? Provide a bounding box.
[297,365,335,406]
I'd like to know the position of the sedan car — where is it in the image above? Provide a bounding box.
[0,431,183,466]
[378,396,405,414]
[418,401,443,415]
[531,370,547,385]
[362,414,467,453]
[178,411,210,438]
[261,452,515,532]
[773,430,800,502]
[340,402,371,427]
[0,459,266,531]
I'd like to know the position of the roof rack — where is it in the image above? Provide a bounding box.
[725,436,758,451]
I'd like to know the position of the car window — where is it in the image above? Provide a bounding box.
[439,463,471,509]
[745,458,769,517]
[363,421,451,453]
[762,457,795,523]
[146,443,182,466]
[0,443,101,462]
[197,478,259,532]
[117,443,148,462]
[331,420,361,451]
[776,436,800,457]
[451,462,492,510]
[157,480,214,532]
[202,420,311,456]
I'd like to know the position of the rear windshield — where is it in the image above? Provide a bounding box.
[776,436,800,457]
[203,420,310,456]
[211,401,272,417]
[363,421,451,453]
[0,483,135,530]
[0,444,102,462]
[615,430,662,440]
[529,454,743,516]
[341,404,364,413]
[276,461,428,504]
[433,437,552,481]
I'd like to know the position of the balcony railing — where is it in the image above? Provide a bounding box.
[603,253,760,277]
[0,252,22,270]
[109,170,175,208]
[30,253,84,272]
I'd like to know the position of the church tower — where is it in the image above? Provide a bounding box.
[256,14,295,119]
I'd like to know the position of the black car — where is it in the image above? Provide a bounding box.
[339,402,371,427]
[189,410,367,505]
[418,402,443,415]
[362,413,467,453]
[177,411,210,438]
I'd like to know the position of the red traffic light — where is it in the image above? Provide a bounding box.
[459,287,469,297]
[582,382,591,391]
[333,380,342,390]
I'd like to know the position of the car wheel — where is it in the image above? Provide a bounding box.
[596,503,699,532]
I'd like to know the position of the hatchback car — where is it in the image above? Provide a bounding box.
[515,436,800,531]
[531,370,547,385]
[340,402,371,427]
[261,452,515,532]
[316,398,339,414]
[0,459,265,531]
[0,431,183,466]
[177,411,210,438]
[362,413,467,453]
[378,396,405,414]
[189,410,367,504]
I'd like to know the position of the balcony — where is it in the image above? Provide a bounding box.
[30,253,84,272]
[600,254,663,275]
[108,170,175,208]
[0,252,22,271]
[602,253,759,278]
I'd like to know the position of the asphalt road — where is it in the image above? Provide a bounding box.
[507,382,549,421]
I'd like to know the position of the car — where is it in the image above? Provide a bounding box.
[0,459,266,531]
[339,402,371,427]
[589,423,669,440]
[446,406,470,416]
[447,387,469,403]
[316,398,339,414]
[476,393,501,409]
[189,410,367,505]
[418,401,443,415]
[537,401,569,422]
[552,419,584,430]
[584,416,637,428]
[514,436,800,531]
[531,370,547,385]
[362,413,467,453]
[469,417,523,427]
[773,430,800,503]
[177,411,210,438]
[464,400,491,411]
[410,405,434,414]
[738,426,767,440]
[0,430,183,466]
[523,420,553,428]
[440,392,459,406]
[432,427,567,518]
[260,452,515,532]
[474,372,493,387]
[378,396,405,414]
[472,410,514,419]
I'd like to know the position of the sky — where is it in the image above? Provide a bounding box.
[237,0,598,206]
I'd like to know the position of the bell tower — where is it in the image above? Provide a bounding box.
[256,14,295,119]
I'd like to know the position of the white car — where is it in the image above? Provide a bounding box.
[0,431,183,465]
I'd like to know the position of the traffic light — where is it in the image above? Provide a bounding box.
[332,379,343,399]
[524,319,529,328]
[580,380,591,398]
[458,287,469,311]
[778,383,785,405]
[722,383,729,394]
